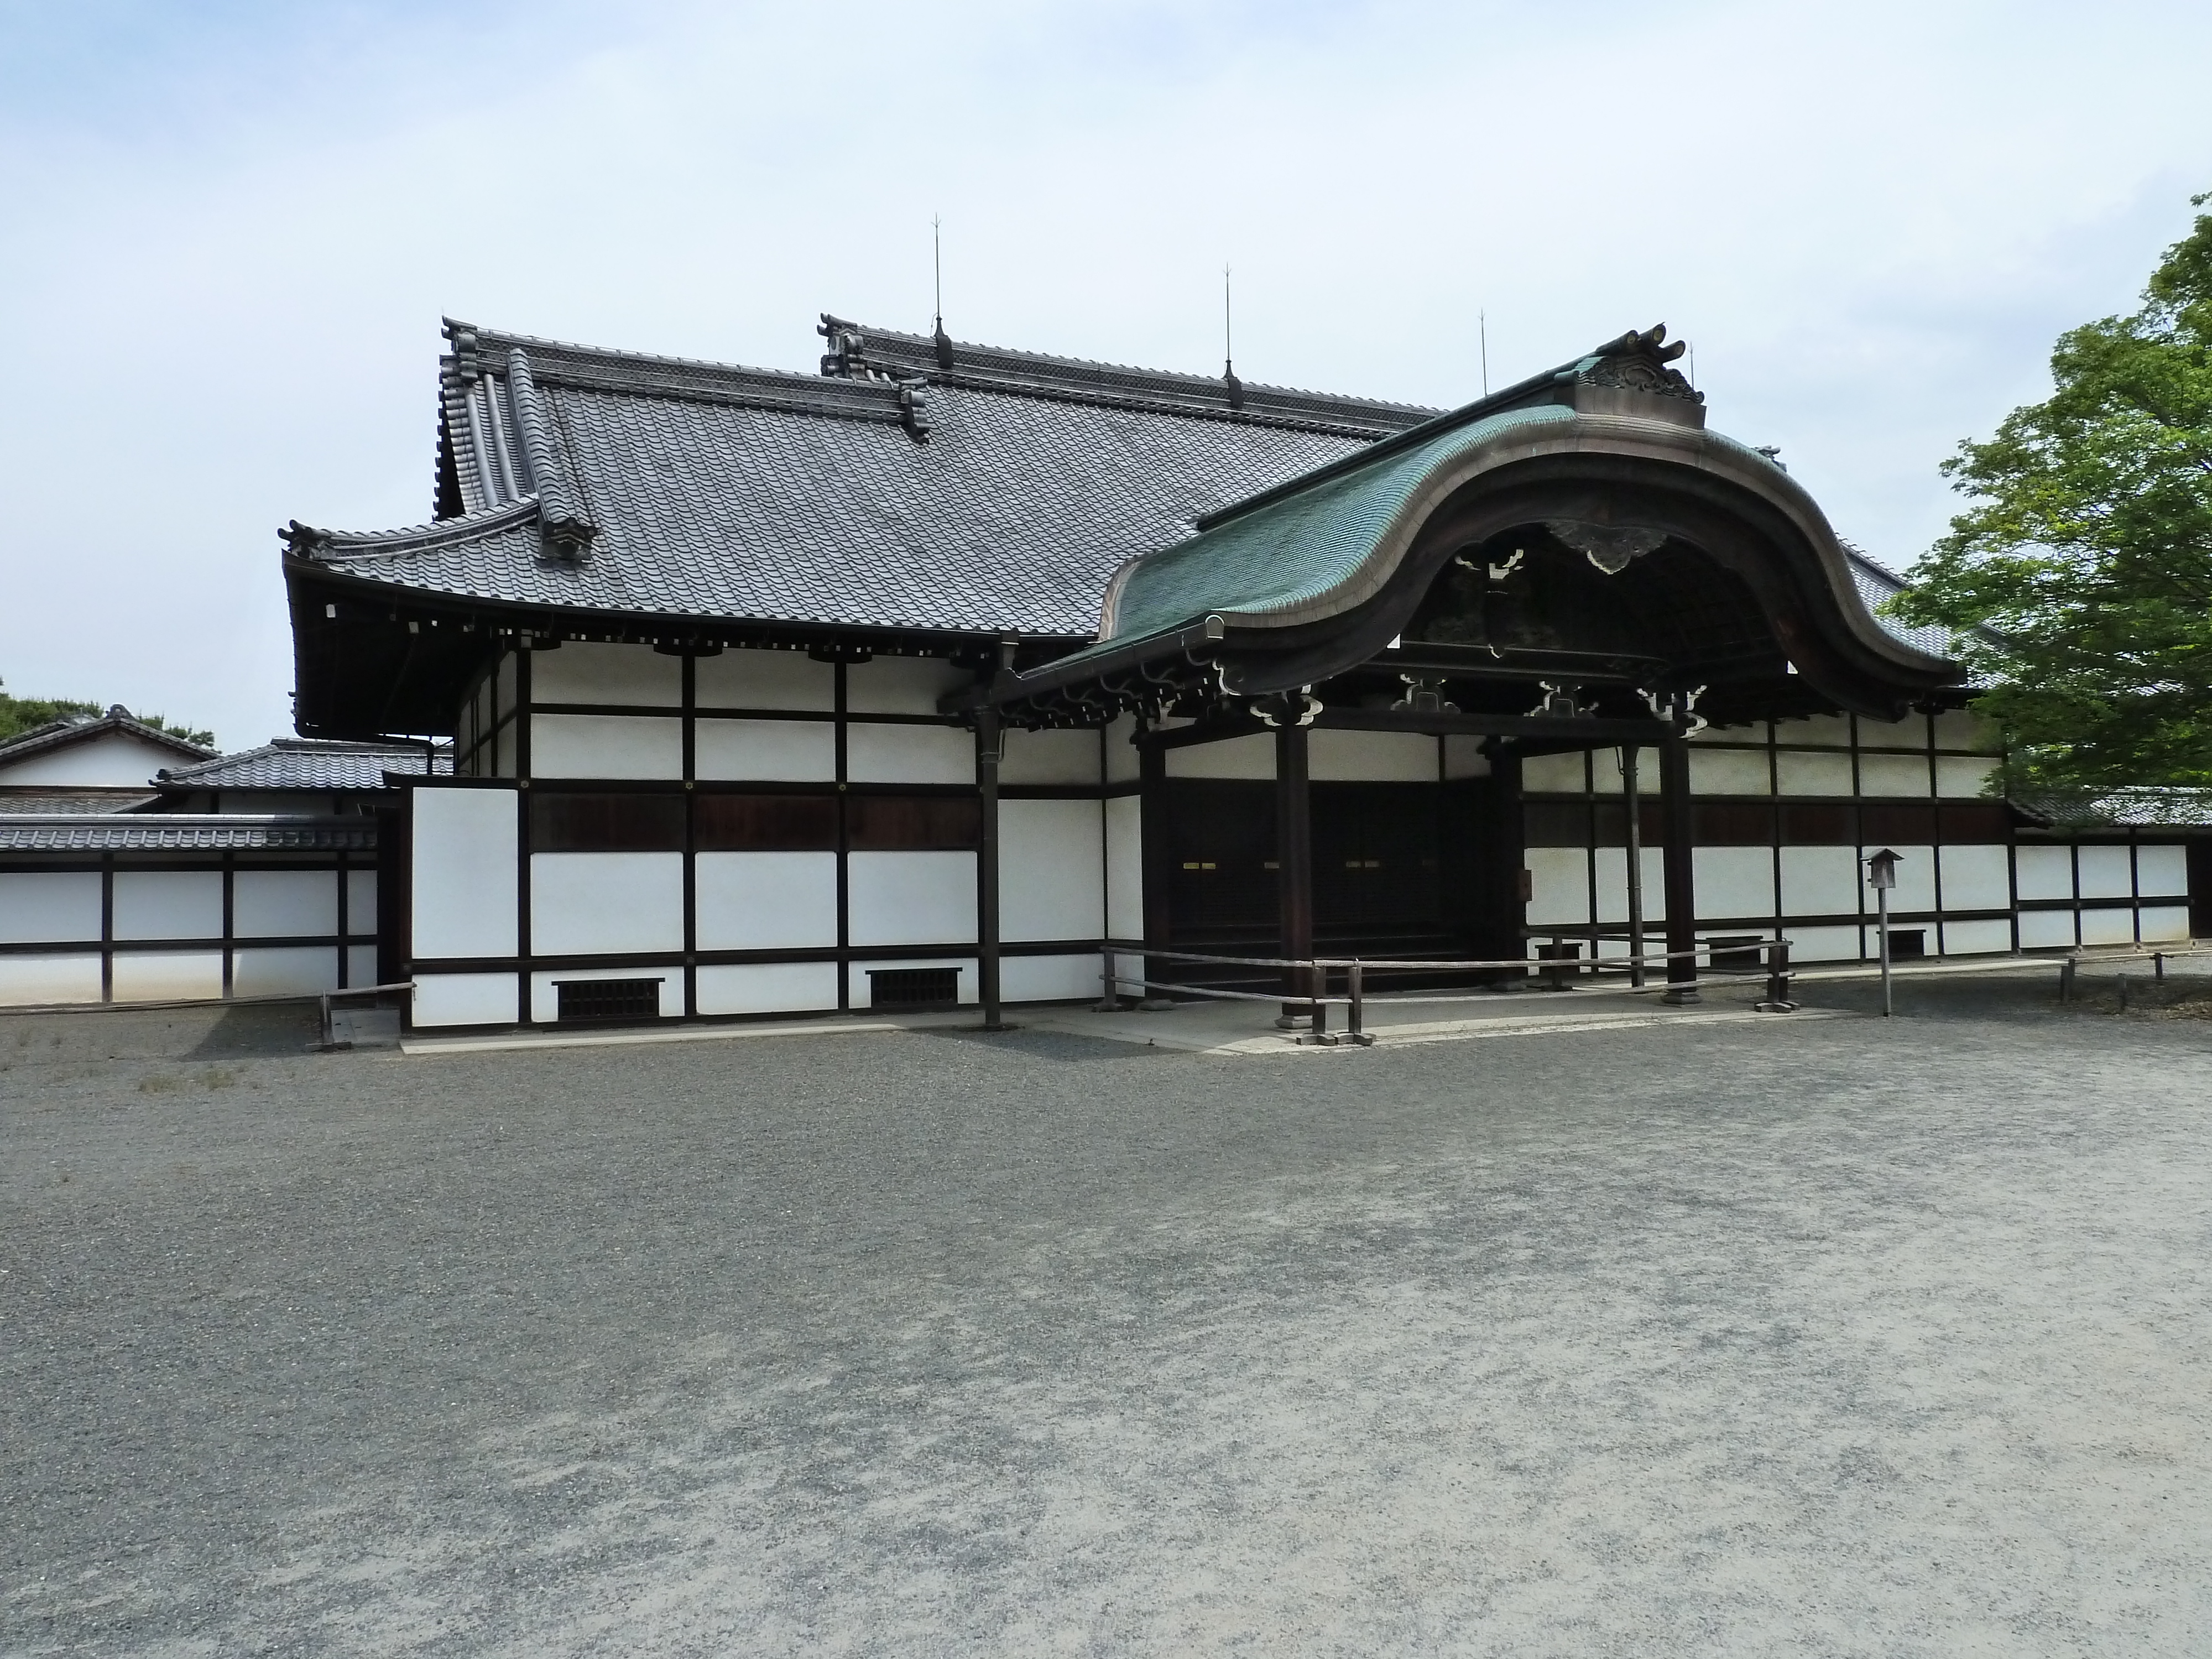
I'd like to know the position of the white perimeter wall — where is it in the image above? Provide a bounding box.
[413,787,518,958]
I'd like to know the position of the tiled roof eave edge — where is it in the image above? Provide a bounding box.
[290,498,543,562]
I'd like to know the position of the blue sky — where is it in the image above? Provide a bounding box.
[3,0,2210,745]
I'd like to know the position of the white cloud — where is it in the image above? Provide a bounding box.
[2,0,2207,745]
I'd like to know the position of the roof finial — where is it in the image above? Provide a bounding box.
[1222,263,1243,410]
[931,215,954,373]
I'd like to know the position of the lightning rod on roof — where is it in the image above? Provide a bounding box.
[1480,310,1489,398]
[1221,264,1243,410]
[931,215,954,372]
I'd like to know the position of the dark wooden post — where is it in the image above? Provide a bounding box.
[1275,721,1314,1024]
[1137,738,1173,1009]
[1660,729,1699,1004]
[976,702,1005,1030]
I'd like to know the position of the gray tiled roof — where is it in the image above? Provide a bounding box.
[0,708,215,768]
[0,815,379,852]
[0,789,162,814]
[1843,548,1992,681]
[2015,788,2212,831]
[157,738,448,792]
[289,320,1426,638]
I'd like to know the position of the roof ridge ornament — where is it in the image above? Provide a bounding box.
[1567,323,1703,410]
[505,348,599,564]
[442,317,483,384]
[818,314,870,379]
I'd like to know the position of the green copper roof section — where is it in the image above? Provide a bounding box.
[1101,403,1577,646]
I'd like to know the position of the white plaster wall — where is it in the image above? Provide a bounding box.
[1001,728,1100,785]
[1525,847,1589,926]
[1308,729,1437,782]
[1785,924,1861,963]
[695,649,835,711]
[1166,734,1274,780]
[1776,714,1853,747]
[530,853,684,955]
[846,723,973,785]
[1934,709,2001,752]
[1694,848,1775,920]
[1107,949,1146,998]
[496,651,518,720]
[849,957,978,1007]
[2140,905,2192,943]
[1105,796,1143,940]
[1590,847,1668,925]
[530,968,679,1023]
[1520,753,1587,793]
[2137,846,2190,898]
[1857,754,1931,796]
[2017,909,2077,949]
[1936,757,1998,797]
[1776,752,1854,795]
[528,641,680,706]
[695,718,837,782]
[411,787,518,959]
[233,946,338,997]
[1689,749,1771,795]
[346,871,377,931]
[1443,735,1491,779]
[1938,845,2011,912]
[695,961,840,1016]
[1003,800,1104,942]
[413,971,520,1026]
[848,852,977,946]
[1104,716,1141,784]
[0,730,185,787]
[530,714,682,779]
[1863,847,1936,913]
[2080,907,2136,946]
[347,946,378,988]
[1858,717,1928,751]
[113,872,222,941]
[0,952,102,1005]
[1003,953,1102,1003]
[0,872,101,943]
[1592,747,1657,792]
[847,656,969,715]
[2077,845,2134,900]
[694,852,838,950]
[2014,845,2075,902]
[233,871,337,938]
[1940,919,2013,956]
[112,950,223,1001]
[1780,847,1860,916]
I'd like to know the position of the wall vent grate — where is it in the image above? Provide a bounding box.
[868,966,960,1010]
[555,978,662,1023]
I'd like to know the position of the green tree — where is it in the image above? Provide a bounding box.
[1892,192,2212,792]
[0,690,213,749]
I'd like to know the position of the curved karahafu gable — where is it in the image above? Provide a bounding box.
[1010,328,1960,723]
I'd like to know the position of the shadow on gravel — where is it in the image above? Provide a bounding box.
[0,1001,321,1073]
[914,1024,1170,1064]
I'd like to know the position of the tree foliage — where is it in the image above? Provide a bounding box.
[0,690,214,750]
[1892,194,2212,791]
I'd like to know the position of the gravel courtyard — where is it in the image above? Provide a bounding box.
[4,980,2209,1656]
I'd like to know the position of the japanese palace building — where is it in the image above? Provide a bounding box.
[3,314,2204,1018]
[258,313,2201,1030]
